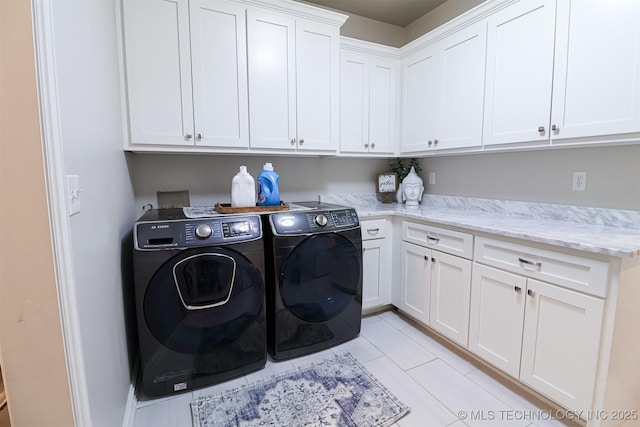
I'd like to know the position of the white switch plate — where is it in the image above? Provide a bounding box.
[572,171,587,191]
[66,175,81,215]
[429,172,436,185]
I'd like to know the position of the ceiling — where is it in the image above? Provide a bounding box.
[301,0,448,27]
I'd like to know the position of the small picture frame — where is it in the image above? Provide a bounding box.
[377,173,398,203]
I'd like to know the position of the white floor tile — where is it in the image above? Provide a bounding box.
[465,370,568,427]
[334,334,384,362]
[364,356,458,427]
[192,375,247,400]
[408,359,528,427]
[134,393,193,427]
[378,310,415,330]
[361,318,438,370]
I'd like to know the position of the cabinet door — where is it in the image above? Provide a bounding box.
[483,0,556,146]
[469,263,526,377]
[340,52,369,153]
[551,0,640,140]
[398,241,431,324]
[520,279,604,411]
[429,251,472,347]
[400,46,438,153]
[435,20,487,150]
[190,0,249,148]
[123,0,194,146]
[368,57,397,154]
[362,238,391,310]
[296,20,339,152]
[247,10,296,150]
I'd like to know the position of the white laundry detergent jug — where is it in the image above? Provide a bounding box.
[231,166,256,208]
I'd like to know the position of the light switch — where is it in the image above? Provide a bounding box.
[66,175,81,216]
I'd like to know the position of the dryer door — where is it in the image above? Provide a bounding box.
[144,247,264,354]
[280,233,362,323]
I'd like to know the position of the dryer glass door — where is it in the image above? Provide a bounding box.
[280,233,361,323]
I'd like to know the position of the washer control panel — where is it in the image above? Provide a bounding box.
[271,208,359,236]
[135,215,262,250]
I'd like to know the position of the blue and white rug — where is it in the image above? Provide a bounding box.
[191,353,410,427]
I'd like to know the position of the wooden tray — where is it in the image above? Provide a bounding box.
[214,202,290,214]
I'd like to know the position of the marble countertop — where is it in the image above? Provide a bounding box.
[321,194,640,259]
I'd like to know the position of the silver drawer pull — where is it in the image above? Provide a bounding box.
[427,236,440,244]
[527,289,536,297]
[518,257,542,269]
[424,255,428,261]
[514,286,522,292]
[366,228,380,233]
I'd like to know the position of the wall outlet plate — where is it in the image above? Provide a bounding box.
[572,171,587,191]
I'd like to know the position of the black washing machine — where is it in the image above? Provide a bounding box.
[263,202,362,360]
[133,209,266,397]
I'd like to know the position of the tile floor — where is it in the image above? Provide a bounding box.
[134,310,577,427]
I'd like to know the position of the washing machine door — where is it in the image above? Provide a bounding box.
[280,233,361,323]
[144,247,264,354]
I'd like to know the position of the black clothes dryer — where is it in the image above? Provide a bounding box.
[133,209,266,398]
[263,202,363,360]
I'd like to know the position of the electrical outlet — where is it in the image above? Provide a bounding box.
[572,171,587,191]
[429,172,436,185]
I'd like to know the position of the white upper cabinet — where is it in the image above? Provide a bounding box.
[483,0,556,146]
[401,45,438,153]
[123,0,249,148]
[401,21,487,153]
[247,11,340,152]
[340,45,398,155]
[550,0,640,141]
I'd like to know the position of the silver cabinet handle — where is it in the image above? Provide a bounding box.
[551,124,559,132]
[514,286,522,292]
[371,143,375,149]
[527,289,535,297]
[518,257,542,269]
[423,255,428,261]
[427,236,440,244]
[290,138,296,145]
[366,228,380,233]
[538,126,545,133]
[431,257,436,263]
[196,133,203,140]
[299,139,304,145]
[428,140,433,146]
[433,139,438,146]
[364,143,369,148]
[185,133,193,139]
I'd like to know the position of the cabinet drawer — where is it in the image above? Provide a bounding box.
[361,219,388,241]
[474,236,609,297]
[402,221,473,259]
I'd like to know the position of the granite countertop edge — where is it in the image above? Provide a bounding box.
[350,202,640,259]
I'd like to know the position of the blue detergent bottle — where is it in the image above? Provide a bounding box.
[257,162,280,206]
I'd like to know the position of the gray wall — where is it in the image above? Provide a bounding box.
[405,0,485,44]
[420,145,640,210]
[53,1,137,425]
[130,154,389,214]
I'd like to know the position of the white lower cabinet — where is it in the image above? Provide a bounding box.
[398,241,431,324]
[399,221,473,345]
[361,219,392,310]
[469,239,606,412]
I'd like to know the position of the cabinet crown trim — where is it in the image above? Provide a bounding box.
[234,0,348,26]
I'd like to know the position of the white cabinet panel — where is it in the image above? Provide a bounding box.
[123,0,193,146]
[399,241,431,324]
[367,58,397,154]
[521,279,604,411]
[551,0,640,140]
[247,10,295,150]
[401,46,438,153]
[362,239,392,310]
[483,0,555,146]
[190,0,248,147]
[436,21,487,150]
[429,251,472,347]
[469,263,526,377]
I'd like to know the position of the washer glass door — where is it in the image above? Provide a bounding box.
[280,233,361,323]
[144,247,264,354]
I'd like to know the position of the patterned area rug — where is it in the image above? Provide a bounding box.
[191,353,410,427]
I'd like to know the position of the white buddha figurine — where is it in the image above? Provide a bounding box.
[401,166,424,208]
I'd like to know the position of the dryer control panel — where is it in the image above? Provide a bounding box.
[270,208,359,236]
[135,215,262,250]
